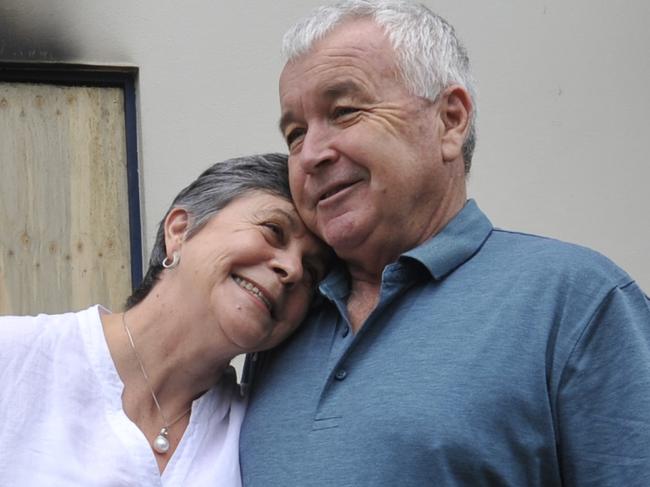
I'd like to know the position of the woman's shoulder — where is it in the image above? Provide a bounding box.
[0,306,101,359]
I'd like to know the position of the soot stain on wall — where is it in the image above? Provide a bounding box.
[0,1,80,62]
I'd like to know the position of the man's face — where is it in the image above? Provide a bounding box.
[279,19,464,263]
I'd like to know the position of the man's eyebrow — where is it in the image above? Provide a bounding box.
[279,111,295,135]
[278,80,368,134]
[322,80,365,100]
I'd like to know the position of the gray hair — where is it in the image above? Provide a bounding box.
[125,153,290,309]
[282,0,477,172]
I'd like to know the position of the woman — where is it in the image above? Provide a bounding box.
[0,153,330,485]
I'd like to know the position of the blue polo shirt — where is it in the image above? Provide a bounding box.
[240,200,650,486]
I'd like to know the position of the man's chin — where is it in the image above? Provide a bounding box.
[320,218,367,255]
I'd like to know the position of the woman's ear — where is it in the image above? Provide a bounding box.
[439,85,472,163]
[163,208,190,256]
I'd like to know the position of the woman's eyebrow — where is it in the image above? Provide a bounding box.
[255,208,299,231]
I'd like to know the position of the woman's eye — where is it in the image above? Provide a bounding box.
[263,222,285,243]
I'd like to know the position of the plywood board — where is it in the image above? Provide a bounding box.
[0,82,132,315]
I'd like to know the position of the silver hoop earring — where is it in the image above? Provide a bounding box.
[162,251,180,269]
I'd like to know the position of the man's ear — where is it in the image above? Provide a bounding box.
[439,85,472,163]
[163,208,190,256]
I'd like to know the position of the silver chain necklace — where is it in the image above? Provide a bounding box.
[122,312,191,454]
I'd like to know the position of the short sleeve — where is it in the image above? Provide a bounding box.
[557,282,650,486]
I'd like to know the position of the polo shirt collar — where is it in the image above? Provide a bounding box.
[318,199,493,300]
[403,199,493,280]
[319,259,350,301]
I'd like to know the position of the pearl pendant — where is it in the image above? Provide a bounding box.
[153,428,170,454]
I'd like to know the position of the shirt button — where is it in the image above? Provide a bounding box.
[341,327,349,338]
[335,369,347,381]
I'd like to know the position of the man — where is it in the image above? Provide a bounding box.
[240,1,650,485]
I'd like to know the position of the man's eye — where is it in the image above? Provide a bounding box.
[285,128,305,148]
[332,106,358,119]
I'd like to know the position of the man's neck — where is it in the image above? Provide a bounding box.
[343,194,468,332]
[347,276,382,333]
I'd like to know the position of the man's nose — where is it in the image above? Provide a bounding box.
[297,124,338,173]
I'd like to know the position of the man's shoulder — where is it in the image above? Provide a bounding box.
[483,227,633,288]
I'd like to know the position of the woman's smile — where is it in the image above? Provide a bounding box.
[232,274,274,315]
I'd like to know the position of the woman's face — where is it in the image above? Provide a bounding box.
[168,190,330,354]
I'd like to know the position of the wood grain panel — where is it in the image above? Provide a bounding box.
[0,82,132,315]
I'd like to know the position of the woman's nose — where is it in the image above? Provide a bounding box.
[271,249,303,286]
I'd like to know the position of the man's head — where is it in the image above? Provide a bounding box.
[279,1,474,271]
[282,0,476,170]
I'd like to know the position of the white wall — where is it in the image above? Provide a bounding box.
[2,0,648,293]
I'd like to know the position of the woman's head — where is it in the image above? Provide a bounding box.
[127,153,295,309]
[125,153,331,354]
[162,189,330,353]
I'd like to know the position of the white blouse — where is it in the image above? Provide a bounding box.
[0,305,245,486]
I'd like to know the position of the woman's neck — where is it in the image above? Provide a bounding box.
[101,300,233,426]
